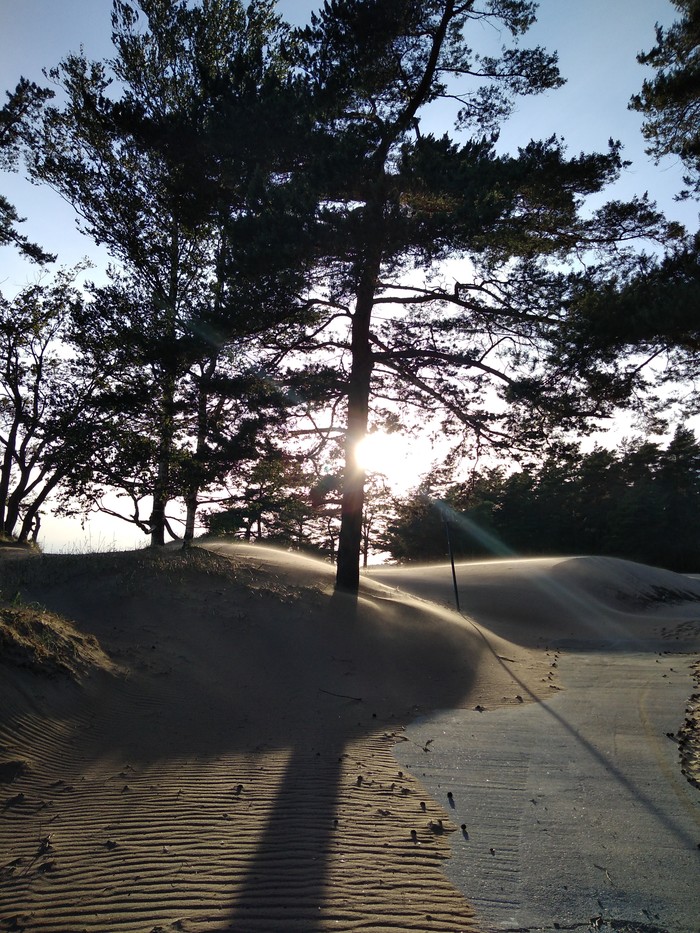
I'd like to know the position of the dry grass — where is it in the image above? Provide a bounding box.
[0,601,114,678]
[0,544,234,590]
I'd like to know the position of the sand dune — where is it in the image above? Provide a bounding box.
[369,554,700,648]
[0,544,698,932]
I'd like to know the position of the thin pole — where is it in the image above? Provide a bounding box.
[444,515,461,613]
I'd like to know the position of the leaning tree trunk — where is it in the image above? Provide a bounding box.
[3,453,35,541]
[0,415,20,535]
[16,471,61,543]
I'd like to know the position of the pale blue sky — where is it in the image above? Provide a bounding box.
[0,0,697,295]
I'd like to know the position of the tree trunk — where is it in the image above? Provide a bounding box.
[335,372,370,592]
[327,518,337,564]
[16,472,61,543]
[335,249,380,593]
[183,493,197,547]
[4,470,29,539]
[29,512,41,543]
[183,356,218,549]
[151,225,181,548]
[0,415,20,534]
[150,372,177,547]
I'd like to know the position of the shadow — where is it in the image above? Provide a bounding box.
[0,545,482,930]
[328,585,359,624]
[458,607,700,852]
[224,741,345,932]
[369,556,700,851]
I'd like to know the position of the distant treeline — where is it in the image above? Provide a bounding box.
[383,427,700,573]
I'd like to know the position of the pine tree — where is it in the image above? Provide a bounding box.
[24,0,312,544]
[293,0,673,592]
[630,0,700,197]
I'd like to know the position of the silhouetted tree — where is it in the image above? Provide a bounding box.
[554,235,700,425]
[385,430,700,571]
[0,79,54,263]
[654,425,700,570]
[630,0,700,197]
[203,449,335,555]
[0,271,102,541]
[291,0,675,592]
[23,0,312,545]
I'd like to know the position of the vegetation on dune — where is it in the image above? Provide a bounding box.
[0,544,332,678]
[0,599,111,678]
[0,547,231,677]
[383,427,700,573]
[0,545,237,592]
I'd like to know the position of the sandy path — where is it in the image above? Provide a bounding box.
[371,556,700,932]
[0,699,475,932]
[396,652,700,932]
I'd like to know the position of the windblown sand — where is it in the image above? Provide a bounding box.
[0,543,698,932]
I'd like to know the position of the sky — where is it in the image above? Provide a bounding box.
[0,0,697,552]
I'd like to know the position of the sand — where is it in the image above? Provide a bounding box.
[0,543,698,932]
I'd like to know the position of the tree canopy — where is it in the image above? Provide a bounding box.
[564,0,700,425]
[384,427,700,573]
[282,0,678,591]
[630,0,700,198]
[25,0,317,545]
[2,0,693,586]
[0,79,55,264]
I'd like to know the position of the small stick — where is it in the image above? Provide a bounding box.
[318,688,363,702]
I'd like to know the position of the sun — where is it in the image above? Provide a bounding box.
[354,431,435,492]
[354,432,391,473]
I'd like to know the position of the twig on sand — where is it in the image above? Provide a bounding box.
[318,688,363,702]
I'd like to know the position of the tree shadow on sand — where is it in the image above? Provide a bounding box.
[0,548,485,932]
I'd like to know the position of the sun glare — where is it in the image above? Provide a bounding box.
[354,433,390,472]
[354,431,435,492]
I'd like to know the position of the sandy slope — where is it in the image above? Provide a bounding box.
[369,554,700,648]
[0,545,698,933]
[0,545,549,933]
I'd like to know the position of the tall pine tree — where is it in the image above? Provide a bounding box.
[291,0,675,592]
